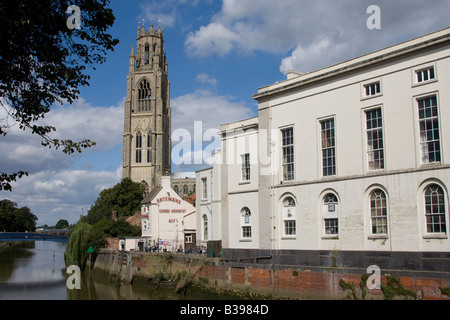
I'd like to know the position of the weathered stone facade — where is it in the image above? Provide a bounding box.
[123,23,171,194]
[171,177,196,197]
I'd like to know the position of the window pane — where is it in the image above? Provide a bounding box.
[284,221,296,235]
[425,184,446,234]
[366,108,384,170]
[418,96,441,164]
[325,218,338,235]
[321,119,335,176]
[370,190,388,234]
[282,128,294,181]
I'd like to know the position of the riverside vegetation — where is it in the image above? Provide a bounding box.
[64,178,144,270]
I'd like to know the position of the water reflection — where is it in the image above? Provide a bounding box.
[67,273,185,300]
[0,241,35,283]
[1,241,236,300]
[0,241,67,300]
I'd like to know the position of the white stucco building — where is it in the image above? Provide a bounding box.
[198,28,450,270]
[196,152,222,247]
[141,176,196,252]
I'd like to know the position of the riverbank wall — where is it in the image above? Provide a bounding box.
[93,249,450,300]
[0,241,30,251]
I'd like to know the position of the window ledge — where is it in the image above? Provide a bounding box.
[239,239,252,242]
[321,235,339,240]
[368,235,388,240]
[420,162,442,169]
[423,234,448,240]
[239,181,251,185]
[412,79,438,88]
[281,236,296,240]
[361,93,383,101]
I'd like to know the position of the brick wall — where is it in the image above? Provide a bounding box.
[95,249,450,299]
[105,237,119,250]
[196,263,450,300]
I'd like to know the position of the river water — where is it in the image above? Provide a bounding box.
[0,240,226,300]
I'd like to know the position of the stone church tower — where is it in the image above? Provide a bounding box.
[123,23,171,195]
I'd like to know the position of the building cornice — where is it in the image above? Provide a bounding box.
[252,28,450,101]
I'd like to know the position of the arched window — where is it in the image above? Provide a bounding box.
[174,185,179,194]
[241,207,251,238]
[283,197,296,236]
[138,80,151,112]
[144,43,150,65]
[183,185,188,195]
[323,193,338,235]
[135,131,142,163]
[424,184,446,234]
[203,215,208,241]
[370,189,388,235]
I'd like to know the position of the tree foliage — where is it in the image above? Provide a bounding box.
[0,199,38,232]
[65,179,144,267]
[65,222,96,270]
[91,218,141,238]
[0,0,119,191]
[55,219,69,229]
[84,178,145,224]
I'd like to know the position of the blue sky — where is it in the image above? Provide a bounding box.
[1,0,449,226]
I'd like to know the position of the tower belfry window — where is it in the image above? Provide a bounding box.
[136,131,142,163]
[144,44,150,65]
[138,80,151,112]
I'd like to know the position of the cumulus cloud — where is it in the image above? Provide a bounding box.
[170,76,255,171]
[0,97,124,174]
[185,0,450,73]
[0,97,124,225]
[5,167,122,225]
[171,86,255,134]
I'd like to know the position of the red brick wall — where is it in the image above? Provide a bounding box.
[196,264,450,300]
[105,238,119,250]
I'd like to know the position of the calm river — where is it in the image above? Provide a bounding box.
[0,240,225,300]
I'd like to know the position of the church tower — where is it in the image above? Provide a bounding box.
[123,22,171,195]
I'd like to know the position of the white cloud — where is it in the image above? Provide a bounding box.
[5,167,122,226]
[170,85,255,171]
[0,97,125,226]
[185,0,450,73]
[171,88,255,134]
[196,73,218,88]
[0,97,124,174]
[185,22,240,57]
[48,97,124,151]
[139,2,177,28]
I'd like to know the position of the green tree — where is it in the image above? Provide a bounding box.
[65,222,93,270]
[55,219,69,229]
[85,178,145,224]
[92,218,141,238]
[0,199,37,232]
[0,0,119,191]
